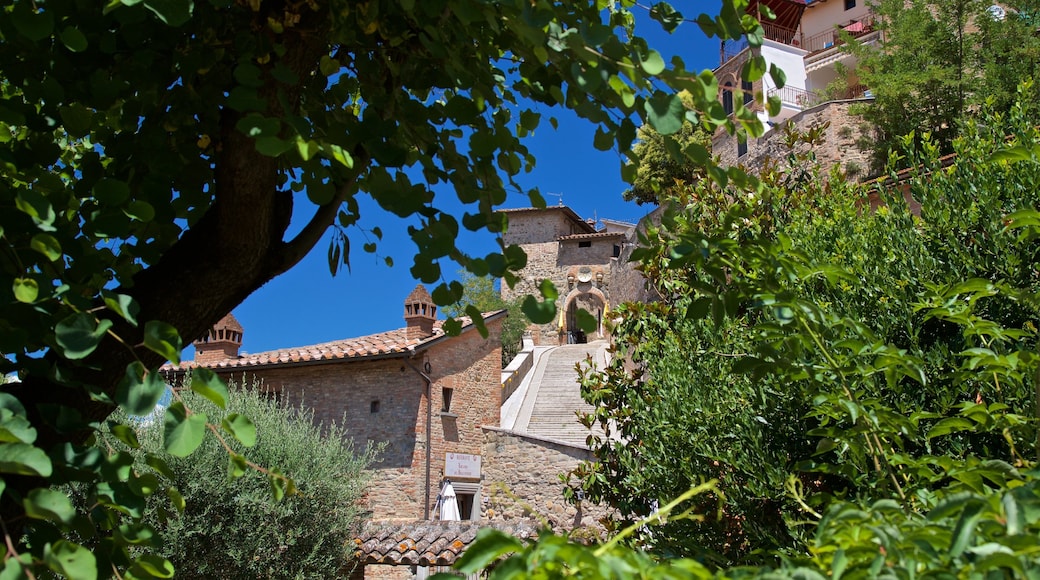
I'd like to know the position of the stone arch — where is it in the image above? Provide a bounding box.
[561,287,608,343]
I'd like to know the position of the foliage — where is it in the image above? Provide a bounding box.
[96,383,377,579]
[623,96,712,206]
[569,87,1040,567]
[848,0,1040,170]
[0,0,782,575]
[444,272,526,365]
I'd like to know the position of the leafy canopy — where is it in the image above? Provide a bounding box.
[0,0,778,576]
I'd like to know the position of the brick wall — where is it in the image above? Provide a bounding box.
[214,317,503,523]
[481,428,614,540]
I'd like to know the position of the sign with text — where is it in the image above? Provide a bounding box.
[444,452,481,479]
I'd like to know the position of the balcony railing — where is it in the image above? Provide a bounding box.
[802,12,877,55]
[719,21,800,66]
[767,83,872,110]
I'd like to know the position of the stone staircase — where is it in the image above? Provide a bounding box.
[513,341,607,447]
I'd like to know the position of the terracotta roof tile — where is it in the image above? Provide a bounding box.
[355,519,539,567]
[557,231,625,241]
[169,312,505,372]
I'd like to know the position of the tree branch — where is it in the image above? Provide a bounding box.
[269,152,370,277]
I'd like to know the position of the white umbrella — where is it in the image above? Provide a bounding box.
[438,481,461,521]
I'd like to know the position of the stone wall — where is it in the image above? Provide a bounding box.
[481,428,614,540]
[713,98,875,179]
[214,318,503,524]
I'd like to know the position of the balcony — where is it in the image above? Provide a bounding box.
[767,83,872,112]
[802,12,878,55]
[719,21,801,66]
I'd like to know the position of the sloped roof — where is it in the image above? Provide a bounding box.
[171,311,506,371]
[354,519,539,567]
[557,231,625,242]
[498,207,597,234]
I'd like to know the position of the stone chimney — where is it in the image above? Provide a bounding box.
[193,313,243,364]
[403,285,437,339]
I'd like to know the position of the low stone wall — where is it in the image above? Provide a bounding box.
[481,428,614,540]
[500,337,535,404]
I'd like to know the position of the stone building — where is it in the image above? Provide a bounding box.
[713,0,877,176]
[174,286,505,578]
[499,206,655,346]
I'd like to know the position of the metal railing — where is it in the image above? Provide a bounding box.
[767,83,873,111]
[803,12,877,54]
[719,21,800,66]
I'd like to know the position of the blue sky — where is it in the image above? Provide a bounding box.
[210,4,722,357]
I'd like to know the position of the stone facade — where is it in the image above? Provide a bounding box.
[713,98,875,180]
[500,207,651,346]
[481,428,614,539]
[173,287,505,579]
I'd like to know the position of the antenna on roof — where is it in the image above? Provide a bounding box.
[545,192,564,207]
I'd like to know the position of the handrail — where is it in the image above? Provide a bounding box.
[803,11,877,54]
[719,21,800,66]
[767,83,873,111]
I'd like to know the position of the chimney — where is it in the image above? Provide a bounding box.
[403,285,437,339]
[193,313,244,364]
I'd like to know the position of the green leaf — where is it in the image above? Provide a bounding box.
[649,3,683,33]
[129,472,160,497]
[949,499,986,557]
[92,177,131,205]
[24,488,75,524]
[59,26,88,52]
[522,295,556,325]
[327,144,354,168]
[927,417,974,439]
[163,402,208,457]
[30,234,62,261]
[143,320,182,365]
[102,292,140,326]
[142,0,193,26]
[593,127,614,151]
[59,104,93,137]
[167,486,185,513]
[130,554,174,579]
[110,422,141,449]
[190,368,229,409]
[12,2,54,41]
[115,362,166,417]
[12,278,38,303]
[55,312,113,360]
[769,63,787,90]
[221,414,256,447]
[454,529,524,574]
[44,541,97,580]
[639,49,666,75]
[575,309,598,333]
[228,453,248,479]
[741,56,767,83]
[0,443,52,477]
[645,92,684,135]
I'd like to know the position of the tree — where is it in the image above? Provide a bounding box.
[0,0,777,575]
[849,0,1040,169]
[623,112,712,206]
[443,272,526,365]
[571,89,1040,566]
[97,383,377,578]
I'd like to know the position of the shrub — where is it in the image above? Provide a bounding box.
[118,381,378,579]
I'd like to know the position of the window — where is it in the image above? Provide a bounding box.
[451,482,481,520]
[370,400,380,413]
[441,387,453,413]
[845,0,855,9]
[722,83,734,115]
[737,137,748,158]
[578,240,591,248]
[612,244,621,258]
[742,80,753,105]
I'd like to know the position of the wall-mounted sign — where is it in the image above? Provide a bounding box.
[445,452,481,479]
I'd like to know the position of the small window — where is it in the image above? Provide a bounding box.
[845,0,855,9]
[742,80,754,105]
[578,241,591,248]
[737,138,748,158]
[441,388,453,413]
[370,400,380,413]
[722,83,734,115]
[612,244,621,258]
